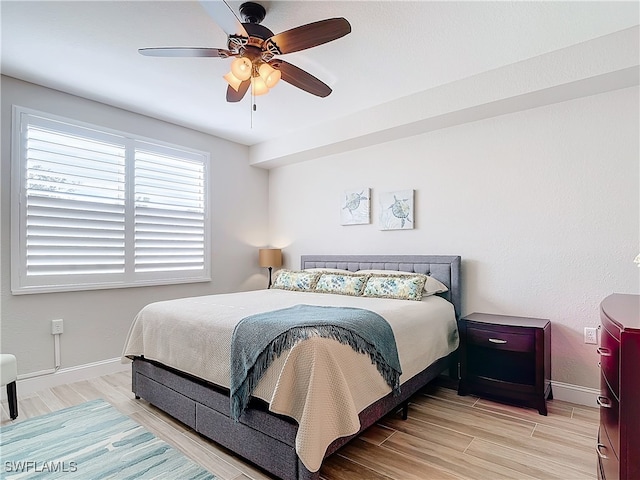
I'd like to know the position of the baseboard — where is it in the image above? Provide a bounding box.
[437,374,598,408]
[10,358,130,398]
[550,380,599,408]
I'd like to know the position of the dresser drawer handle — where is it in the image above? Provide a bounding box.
[597,395,612,408]
[488,338,507,344]
[597,347,612,357]
[596,443,608,459]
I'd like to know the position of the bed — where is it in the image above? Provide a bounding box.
[123,254,462,480]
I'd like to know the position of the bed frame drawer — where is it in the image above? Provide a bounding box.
[196,403,298,480]
[135,373,196,429]
[133,358,298,445]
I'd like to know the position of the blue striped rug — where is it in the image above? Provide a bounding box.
[0,399,216,479]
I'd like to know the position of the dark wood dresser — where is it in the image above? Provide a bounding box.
[597,293,640,480]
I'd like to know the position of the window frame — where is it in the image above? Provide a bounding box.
[11,105,211,295]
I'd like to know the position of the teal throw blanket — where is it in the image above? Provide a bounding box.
[230,304,402,421]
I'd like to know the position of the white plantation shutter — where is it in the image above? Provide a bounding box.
[134,145,206,273]
[11,107,210,294]
[24,121,127,277]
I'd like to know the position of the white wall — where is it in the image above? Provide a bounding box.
[269,85,640,389]
[0,76,270,376]
[2,77,637,394]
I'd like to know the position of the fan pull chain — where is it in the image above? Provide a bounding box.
[250,87,258,129]
[250,88,254,129]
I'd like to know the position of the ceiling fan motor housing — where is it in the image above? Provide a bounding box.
[239,2,266,24]
[239,2,274,43]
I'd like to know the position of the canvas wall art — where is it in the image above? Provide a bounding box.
[379,189,414,230]
[341,188,370,225]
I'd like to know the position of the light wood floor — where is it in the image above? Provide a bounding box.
[1,371,598,480]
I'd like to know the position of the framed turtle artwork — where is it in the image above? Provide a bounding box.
[341,188,370,225]
[379,189,414,230]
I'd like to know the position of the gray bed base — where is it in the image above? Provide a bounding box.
[131,254,462,480]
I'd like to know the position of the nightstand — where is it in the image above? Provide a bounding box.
[457,312,552,415]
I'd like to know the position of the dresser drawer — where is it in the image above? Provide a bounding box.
[466,325,534,353]
[598,426,620,480]
[599,373,619,457]
[599,325,620,397]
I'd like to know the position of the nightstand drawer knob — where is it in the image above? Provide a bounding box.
[488,338,507,344]
[597,395,612,408]
[597,347,612,357]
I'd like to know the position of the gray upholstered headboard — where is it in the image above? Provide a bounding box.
[300,254,462,319]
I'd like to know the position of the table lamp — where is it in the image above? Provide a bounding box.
[259,248,282,288]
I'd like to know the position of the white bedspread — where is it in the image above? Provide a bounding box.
[122,289,458,472]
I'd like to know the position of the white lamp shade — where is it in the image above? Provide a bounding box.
[251,76,269,96]
[258,63,281,88]
[223,71,242,91]
[231,57,252,81]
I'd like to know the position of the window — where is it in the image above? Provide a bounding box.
[11,106,210,294]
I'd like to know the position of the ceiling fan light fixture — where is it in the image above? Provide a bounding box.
[139,4,351,103]
[223,71,243,91]
[251,75,269,96]
[231,56,252,81]
[258,63,281,88]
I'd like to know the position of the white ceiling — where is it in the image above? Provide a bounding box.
[2,1,638,147]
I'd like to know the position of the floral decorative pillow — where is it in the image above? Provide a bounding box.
[357,270,448,296]
[315,273,368,296]
[271,269,320,291]
[362,274,427,301]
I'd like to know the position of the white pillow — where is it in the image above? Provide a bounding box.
[357,269,448,296]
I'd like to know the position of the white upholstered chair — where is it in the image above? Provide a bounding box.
[0,354,18,419]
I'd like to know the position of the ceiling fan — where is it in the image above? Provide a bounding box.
[139,1,351,102]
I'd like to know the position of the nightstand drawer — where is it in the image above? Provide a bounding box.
[466,326,534,353]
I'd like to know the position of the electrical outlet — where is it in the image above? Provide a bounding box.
[584,327,598,344]
[51,319,64,335]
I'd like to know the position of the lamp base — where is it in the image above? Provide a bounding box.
[267,266,273,289]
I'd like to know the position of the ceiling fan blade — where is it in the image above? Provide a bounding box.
[269,59,332,97]
[266,18,351,55]
[226,79,251,102]
[199,0,248,37]
[138,47,231,58]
